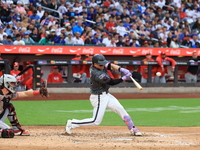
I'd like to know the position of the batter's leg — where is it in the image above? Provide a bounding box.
[106,93,142,136]
[66,93,109,134]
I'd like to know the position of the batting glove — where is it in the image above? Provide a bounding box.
[120,68,131,75]
[122,72,132,81]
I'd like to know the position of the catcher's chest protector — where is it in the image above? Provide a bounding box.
[1,129,15,138]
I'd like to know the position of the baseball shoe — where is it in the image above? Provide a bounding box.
[130,127,142,136]
[66,120,72,135]
[14,130,30,136]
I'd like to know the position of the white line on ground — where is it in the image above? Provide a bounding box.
[172,140,190,145]
[55,106,200,113]
[153,133,169,138]
[165,133,200,135]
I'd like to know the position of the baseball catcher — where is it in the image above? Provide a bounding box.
[0,74,49,138]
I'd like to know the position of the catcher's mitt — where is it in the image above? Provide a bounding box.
[40,80,49,97]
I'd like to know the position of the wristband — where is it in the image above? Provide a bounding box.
[33,91,40,95]
[118,67,121,72]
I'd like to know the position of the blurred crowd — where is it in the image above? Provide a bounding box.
[0,0,199,48]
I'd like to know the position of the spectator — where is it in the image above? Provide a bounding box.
[92,33,102,45]
[37,6,45,19]
[71,54,88,83]
[170,35,180,48]
[161,41,168,48]
[64,33,74,45]
[15,1,26,16]
[116,35,124,47]
[105,16,115,32]
[141,52,156,83]
[0,3,11,23]
[84,31,94,45]
[30,10,40,23]
[73,32,84,45]
[29,28,41,42]
[106,37,116,47]
[0,26,8,42]
[116,21,127,36]
[2,35,13,45]
[13,34,25,45]
[39,32,52,44]
[47,66,63,83]
[19,16,29,28]
[48,29,57,43]
[53,33,65,44]
[22,32,35,45]
[72,21,83,35]
[155,52,176,83]
[181,34,192,47]
[190,34,200,47]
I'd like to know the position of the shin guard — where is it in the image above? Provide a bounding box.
[123,115,134,130]
[7,103,24,132]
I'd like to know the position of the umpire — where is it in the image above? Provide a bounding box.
[66,54,142,136]
[185,51,199,83]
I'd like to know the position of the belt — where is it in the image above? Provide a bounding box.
[187,72,196,76]
[92,91,109,95]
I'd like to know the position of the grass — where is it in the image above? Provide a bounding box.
[5,98,200,127]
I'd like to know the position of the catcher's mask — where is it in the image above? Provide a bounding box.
[0,74,17,93]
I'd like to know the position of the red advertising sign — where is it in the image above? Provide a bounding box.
[0,45,198,56]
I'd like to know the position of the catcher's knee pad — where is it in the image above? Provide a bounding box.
[1,129,15,138]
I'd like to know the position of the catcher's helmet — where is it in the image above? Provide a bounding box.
[92,54,108,65]
[0,74,17,93]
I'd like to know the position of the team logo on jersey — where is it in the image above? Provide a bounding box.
[54,77,59,80]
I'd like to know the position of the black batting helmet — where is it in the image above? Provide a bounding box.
[92,54,108,65]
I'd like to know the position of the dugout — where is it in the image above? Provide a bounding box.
[33,59,200,89]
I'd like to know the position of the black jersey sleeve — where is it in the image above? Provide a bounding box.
[107,78,123,85]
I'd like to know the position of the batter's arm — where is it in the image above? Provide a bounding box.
[105,63,120,71]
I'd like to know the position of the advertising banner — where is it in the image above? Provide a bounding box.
[1,45,198,56]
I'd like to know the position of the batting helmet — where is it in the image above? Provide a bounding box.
[92,54,108,65]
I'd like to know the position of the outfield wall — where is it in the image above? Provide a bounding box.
[48,87,200,94]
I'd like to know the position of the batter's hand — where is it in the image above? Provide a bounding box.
[122,72,132,81]
[120,68,131,75]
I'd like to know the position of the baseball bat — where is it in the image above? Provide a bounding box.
[130,76,143,91]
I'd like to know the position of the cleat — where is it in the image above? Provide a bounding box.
[14,130,30,136]
[130,127,142,136]
[66,120,72,135]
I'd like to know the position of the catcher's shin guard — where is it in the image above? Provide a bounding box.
[7,103,24,132]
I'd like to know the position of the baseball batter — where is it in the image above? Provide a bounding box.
[66,54,142,136]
